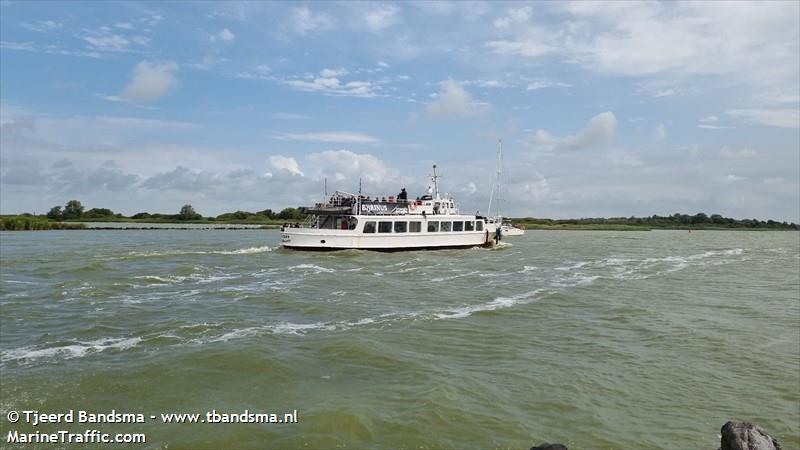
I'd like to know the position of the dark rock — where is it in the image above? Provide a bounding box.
[720,421,781,450]
[529,444,567,450]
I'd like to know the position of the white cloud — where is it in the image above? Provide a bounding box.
[700,115,719,123]
[114,22,134,30]
[290,6,333,34]
[725,174,745,183]
[235,64,271,79]
[320,68,348,78]
[653,123,667,140]
[529,112,617,151]
[493,6,533,29]
[270,112,310,120]
[269,131,380,144]
[363,4,401,32]
[283,69,380,98]
[484,38,554,58]
[307,150,392,184]
[121,60,179,102]
[607,149,644,167]
[20,20,62,33]
[425,78,489,119]
[526,78,571,91]
[726,108,799,129]
[81,33,130,52]
[487,2,798,99]
[719,146,757,159]
[211,28,235,42]
[269,155,303,176]
[698,124,736,130]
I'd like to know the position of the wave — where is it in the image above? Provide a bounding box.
[434,289,546,320]
[132,271,239,286]
[112,246,274,259]
[553,248,747,282]
[288,264,335,274]
[1,337,141,363]
[430,270,480,282]
[211,246,274,255]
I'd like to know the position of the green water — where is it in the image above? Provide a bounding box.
[1,230,798,449]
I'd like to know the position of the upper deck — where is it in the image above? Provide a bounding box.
[302,190,462,218]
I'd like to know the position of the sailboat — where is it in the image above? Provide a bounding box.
[487,139,525,237]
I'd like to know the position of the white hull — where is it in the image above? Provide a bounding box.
[501,225,525,236]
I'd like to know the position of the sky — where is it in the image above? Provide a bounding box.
[1,1,798,221]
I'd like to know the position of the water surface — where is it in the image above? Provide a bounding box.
[1,230,798,449]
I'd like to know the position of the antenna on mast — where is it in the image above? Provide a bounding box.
[431,164,441,198]
[324,177,327,199]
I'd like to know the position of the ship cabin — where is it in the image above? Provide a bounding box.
[289,190,482,235]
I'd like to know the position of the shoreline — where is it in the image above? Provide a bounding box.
[1,225,796,232]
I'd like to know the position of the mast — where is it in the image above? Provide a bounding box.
[487,139,503,217]
[431,164,440,199]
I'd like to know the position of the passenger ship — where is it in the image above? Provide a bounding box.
[280,166,499,251]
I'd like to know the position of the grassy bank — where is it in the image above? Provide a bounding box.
[0,216,86,231]
[511,215,799,231]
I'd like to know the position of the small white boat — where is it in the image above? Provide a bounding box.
[280,166,500,251]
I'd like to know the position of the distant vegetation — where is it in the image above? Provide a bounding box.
[513,213,799,230]
[0,214,86,231]
[2,200,797,231]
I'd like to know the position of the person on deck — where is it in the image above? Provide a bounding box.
[397,188,408,203]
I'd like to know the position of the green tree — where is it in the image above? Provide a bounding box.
[277,207,304,220]
[84,208,114,218]
[63,200,84,219]
[256,209,275,219]
[179,204,201,220]
[46,206,63,220]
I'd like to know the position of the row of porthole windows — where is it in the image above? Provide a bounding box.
[363,220,484,234]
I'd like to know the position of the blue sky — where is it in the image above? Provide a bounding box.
[1,1,798,221]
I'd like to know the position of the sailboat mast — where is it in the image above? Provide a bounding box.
[487,139,503,216]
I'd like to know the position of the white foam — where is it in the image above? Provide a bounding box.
[551,274,600,288]
[555,261,589,271]
[212,246,273,255]
[207,327,263,343]
[288,264,335,274]
[133,275,187,284]
[120,246,273,258]
[431,270,480,282]
[435,289,544,320]
[1,337,142,363]
[271,321,333,335]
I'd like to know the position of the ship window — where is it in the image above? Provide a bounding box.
[427,221,439,232]
[465,221,474,231]
[453,221,463,231]
[476,221,483,231]
[409,221,421,232]
[364,221,376,233]
[348,218,358,230]
[394,221,407,233]
[378,221,392,233]
[441,221,451,232]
